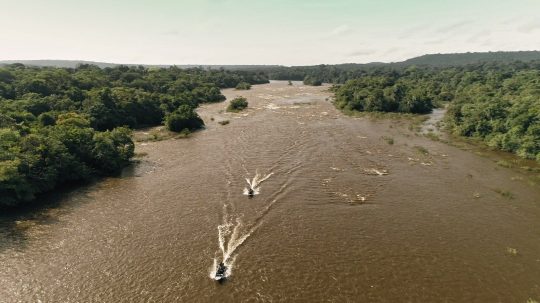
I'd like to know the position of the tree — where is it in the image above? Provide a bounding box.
[165,105,204,132]
[38,112,56,126]
[235,82,252,90]
[227,97,248,112]
[303,76,322,86]
[91,127,134,174]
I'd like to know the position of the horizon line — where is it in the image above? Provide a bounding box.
[1,49,539,68]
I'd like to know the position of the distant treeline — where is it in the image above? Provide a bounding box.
[4,51,539,70]
[0,64,268,207]
[401,51,540,67]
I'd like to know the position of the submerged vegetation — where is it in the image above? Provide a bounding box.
[0,64,268,207]
[227,97,248,112]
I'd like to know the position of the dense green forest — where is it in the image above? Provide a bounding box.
[333,71,435,114]
[330,62,540,161]
[0,64,268,207]
[446,69,540,161]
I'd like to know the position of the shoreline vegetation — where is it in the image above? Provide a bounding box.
[1,53,539,209]
[0,63,269,207]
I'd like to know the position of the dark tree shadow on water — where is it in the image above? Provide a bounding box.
[0,161,147,254]
[0,183,95,254]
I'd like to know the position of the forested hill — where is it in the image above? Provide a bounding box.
[3,51,540,70]
[0,60,280,70]
[0,60,122,69]
[399,51,540,67]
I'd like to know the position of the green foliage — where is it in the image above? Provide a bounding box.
[165,105,204,132]
[324,61,539,161]
[303,76,322,86]
[235,82,252,90]
[0,120,132,206]
[227,97,248,112]
[91,127,134,174]
[446,70,540,161]
[334,75,434,114]
[401,51,540,67]
[38,112,56,126]
[0,64,267,207]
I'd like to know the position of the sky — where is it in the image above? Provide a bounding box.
[1,0,539,66]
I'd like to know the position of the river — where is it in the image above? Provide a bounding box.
[1,81,539,302]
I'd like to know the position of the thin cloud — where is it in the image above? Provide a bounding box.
[348,49,376,57]
[480,39,494,47]
[383,47,401,55]
[465,29,491,43]
[434,20,473,34]
[424,37,447,45]
[330,25,351,36]
[517,20,540,33]
[162,30,180,36]
[397,23,430,39]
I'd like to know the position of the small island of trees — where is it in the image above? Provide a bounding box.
[227,97,248,112]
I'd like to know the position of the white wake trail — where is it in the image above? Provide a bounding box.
[211,170,275,280]
[244,171,274,196]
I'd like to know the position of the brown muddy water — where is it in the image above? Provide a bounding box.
[1,81,540,302]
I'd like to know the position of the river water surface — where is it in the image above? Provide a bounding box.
[1,81,540,302]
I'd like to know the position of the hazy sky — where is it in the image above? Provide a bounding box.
[1,0,539,65]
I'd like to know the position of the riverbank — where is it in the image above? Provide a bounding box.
[1,81,539,302]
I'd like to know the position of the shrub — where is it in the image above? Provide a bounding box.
[38,112,56,126]
[235,82,252,90]
[227,97,248,112]
[303,76,322,86]
[165,104,204,132]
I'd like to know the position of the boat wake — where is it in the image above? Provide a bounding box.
[210,171,275,280]
[243,171,274,196]
[209,214,256,280]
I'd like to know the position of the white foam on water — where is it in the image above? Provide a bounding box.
[264,103,281,110]
[209,171,275,280]
[210,217,256,280]
[243,171,273,196]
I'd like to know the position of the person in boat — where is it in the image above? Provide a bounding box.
[216,262,227,280]
[248,188,254,196]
